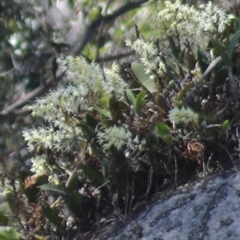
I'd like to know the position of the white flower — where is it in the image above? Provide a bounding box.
[22,125,81,153]
[30,155,49,174]
[138,0,234,48]
[30,57,128,126]
[97,126,132,151]
[48,173,60,185]
[24,56,129,156]
[103,63,127,100]
[168,107,199,125]
[126,38,166,74]
[58,56,103,92]
[126,39,157,57]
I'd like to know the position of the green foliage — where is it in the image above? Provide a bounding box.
[41,205,61,227]
[126,89,147,115]
[0,227,21,240]
[0,213,8,226]
[38,184,67,196]
[2,0,240,239]
[79,164,104,183]
[131,62,155,93]
[219,119,230,137]
[153,122,173,145]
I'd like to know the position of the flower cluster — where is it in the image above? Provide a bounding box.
[24,56,128,160]
[168,107,199,125]
[102,63,127,100]
[30,57,127,120]
[30,155,60,184]
[29,85,88,121]
[30,57,106,123]
[126,39,166,77]
[58,56,103,91]
[198,2,234,33]
[22,126,80,152]
[30,155,49,174]
[97,126,132,152]
[138,0,234,46]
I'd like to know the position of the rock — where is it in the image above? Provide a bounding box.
[99,170,240,240]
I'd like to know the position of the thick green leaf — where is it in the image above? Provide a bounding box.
[108,94,117,110]
[78,122,94,138]
[126,89,136,107]
[219,119,230,137]
[210,37,231,67]
[93,105,111,118]
[135,90,146,115]
[88,145,103,158]
[66,174,78,192]
[79,164,103,184]
[63,192,82,217]
[41,205,61,226]
[3,189,16,214]
[38,184,67,196]
[0,213,8,226]
[153,122,172,145]
[174,81,194,107]
[227,29,240,61]
[167,35,179,60]
[197,48,209,75]
[109,94,122,121]
[131,62,156,92]
[234,18,240,32]
[0,227,21,240]
[100,94,109,106]
[119,101,130,112]
[214,68,228,87]
[85,113,98,129]
[154,122,171,135]
[179,47,186,64]
[163,80,175,95]
[187,48,196,71]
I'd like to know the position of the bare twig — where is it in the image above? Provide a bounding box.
[0,73,62,115]
[0,68,15,77]
[0,0,147,122]
[95,0,112,60]
[72,0,147,56]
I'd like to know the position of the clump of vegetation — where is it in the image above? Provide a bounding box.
[2,0,240,239]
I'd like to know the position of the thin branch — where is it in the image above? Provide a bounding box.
[95,0,113,60]
[0,0,147,121]
[0,68,15,77]
[72,0,148,56]
[0,72,63,115]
